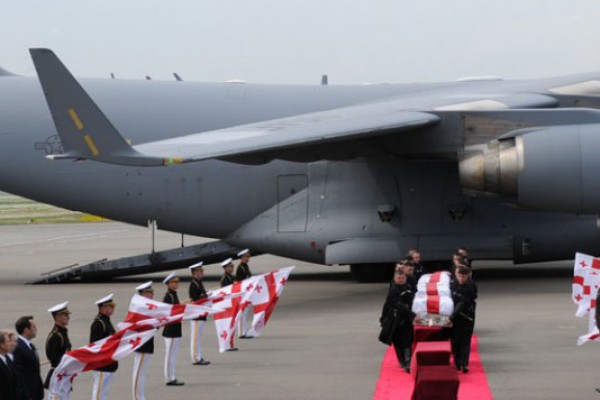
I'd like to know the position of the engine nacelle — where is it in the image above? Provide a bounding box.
[459,124,600,214]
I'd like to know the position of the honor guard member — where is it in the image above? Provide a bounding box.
[162,272,184,386]
[14,316,44,400]
[188,261,210,365]
[220,258,236,287]
[449,266,478,373]
[132,281,155,400]
[236,249,253,338]
[90,294,118,400]
[45,302,72,399]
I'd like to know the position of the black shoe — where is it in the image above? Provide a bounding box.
[462,366,469,374]
[226,347,239,352]
[166,380,185,386]
[595,387,600,393]
[239,335,254,339]
[193,358,210,365]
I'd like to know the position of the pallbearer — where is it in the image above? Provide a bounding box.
[188,262,210,365]
[132,281,155,400]
[45,302,72,400]
[90,294,118,400]
[235,249,253,338]
[162,272,184,386]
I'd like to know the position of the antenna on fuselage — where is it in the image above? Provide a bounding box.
[321,75,328,86]
[173,72,183,81]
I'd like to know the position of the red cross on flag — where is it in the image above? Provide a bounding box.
[573,252,600,317]
[247,266,295,338]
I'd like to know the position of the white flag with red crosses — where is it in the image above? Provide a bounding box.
[119,293,226,329]
[50,316,173,397]
[573,253,600,318]
[210,276,261,352]
[247,266,295,337]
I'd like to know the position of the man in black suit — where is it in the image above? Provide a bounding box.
[0,329,26,400]
[13,316,44,400]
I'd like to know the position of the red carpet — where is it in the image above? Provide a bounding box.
[373,335,493,400]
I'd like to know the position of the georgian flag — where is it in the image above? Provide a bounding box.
[210,276,261,352]
[50,316,173,397]
[247,266,295,337]
[118,293,226,330]
[412,271,454,316]
[573,253,600,317]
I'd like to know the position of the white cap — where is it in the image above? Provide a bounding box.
[188,261,204,270]
[163,272,179,284]
[237,249,250,257]
[136,281,154,292]
[48,301,70,315]
[220,258,233,268]
[95,293,115,306]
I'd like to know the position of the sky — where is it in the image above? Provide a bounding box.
[2,0,600,84]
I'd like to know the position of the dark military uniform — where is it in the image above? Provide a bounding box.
[135,335,154,354]
[90,313,118,372]
[220,272,236,288]
[44,325,72,388]
[162,289,182,338]
[189,278,208,321]
[413,262,425,282]
[379,283,415,370]
[450,278,478,371]
[235,262,252,281]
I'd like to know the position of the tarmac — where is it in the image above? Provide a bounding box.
[0,222,597,400]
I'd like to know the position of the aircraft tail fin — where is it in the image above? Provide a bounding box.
[30,48,180,166]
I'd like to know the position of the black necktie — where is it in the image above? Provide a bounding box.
[31,343,40,361]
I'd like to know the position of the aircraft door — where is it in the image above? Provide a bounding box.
[277,174,308,232]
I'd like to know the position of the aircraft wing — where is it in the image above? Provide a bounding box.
[136,105,440,163]
[31,48,441,166]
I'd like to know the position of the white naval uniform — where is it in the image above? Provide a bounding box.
[164,338,181,383]
[190,320,207,362]
[92,371,115,400]
[132,352,152,400]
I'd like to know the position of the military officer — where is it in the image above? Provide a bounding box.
[162,272,184,386]
[219,258,236,287]
[90,294,118,400]
[235,249,253,338]
[45,302,73,399]
[188,261,210,365]
[132,281,155,400]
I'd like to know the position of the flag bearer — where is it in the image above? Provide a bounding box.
[162,273,184,386]
[90,294,118,400]
[219,258,236,287]
[188,262,210,365]
[132,281,155,400]
[235,249,253,338]
[45,302,73,400]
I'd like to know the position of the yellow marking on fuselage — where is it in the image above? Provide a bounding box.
[68,108,84,131]
[84,134,100,156]
[163,157,185,165]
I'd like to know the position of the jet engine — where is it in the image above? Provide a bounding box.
[459,124,600,214]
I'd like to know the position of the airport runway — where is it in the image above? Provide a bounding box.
[0,222,597,399]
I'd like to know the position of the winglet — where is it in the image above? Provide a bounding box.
[29,48,184,166]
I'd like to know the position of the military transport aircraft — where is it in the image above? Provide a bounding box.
[2,48,600,282]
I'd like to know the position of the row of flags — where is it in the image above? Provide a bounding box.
[572,253,600,345]
[49,266,295,396]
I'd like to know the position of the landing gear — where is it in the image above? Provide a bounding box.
[350,263,394,283]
